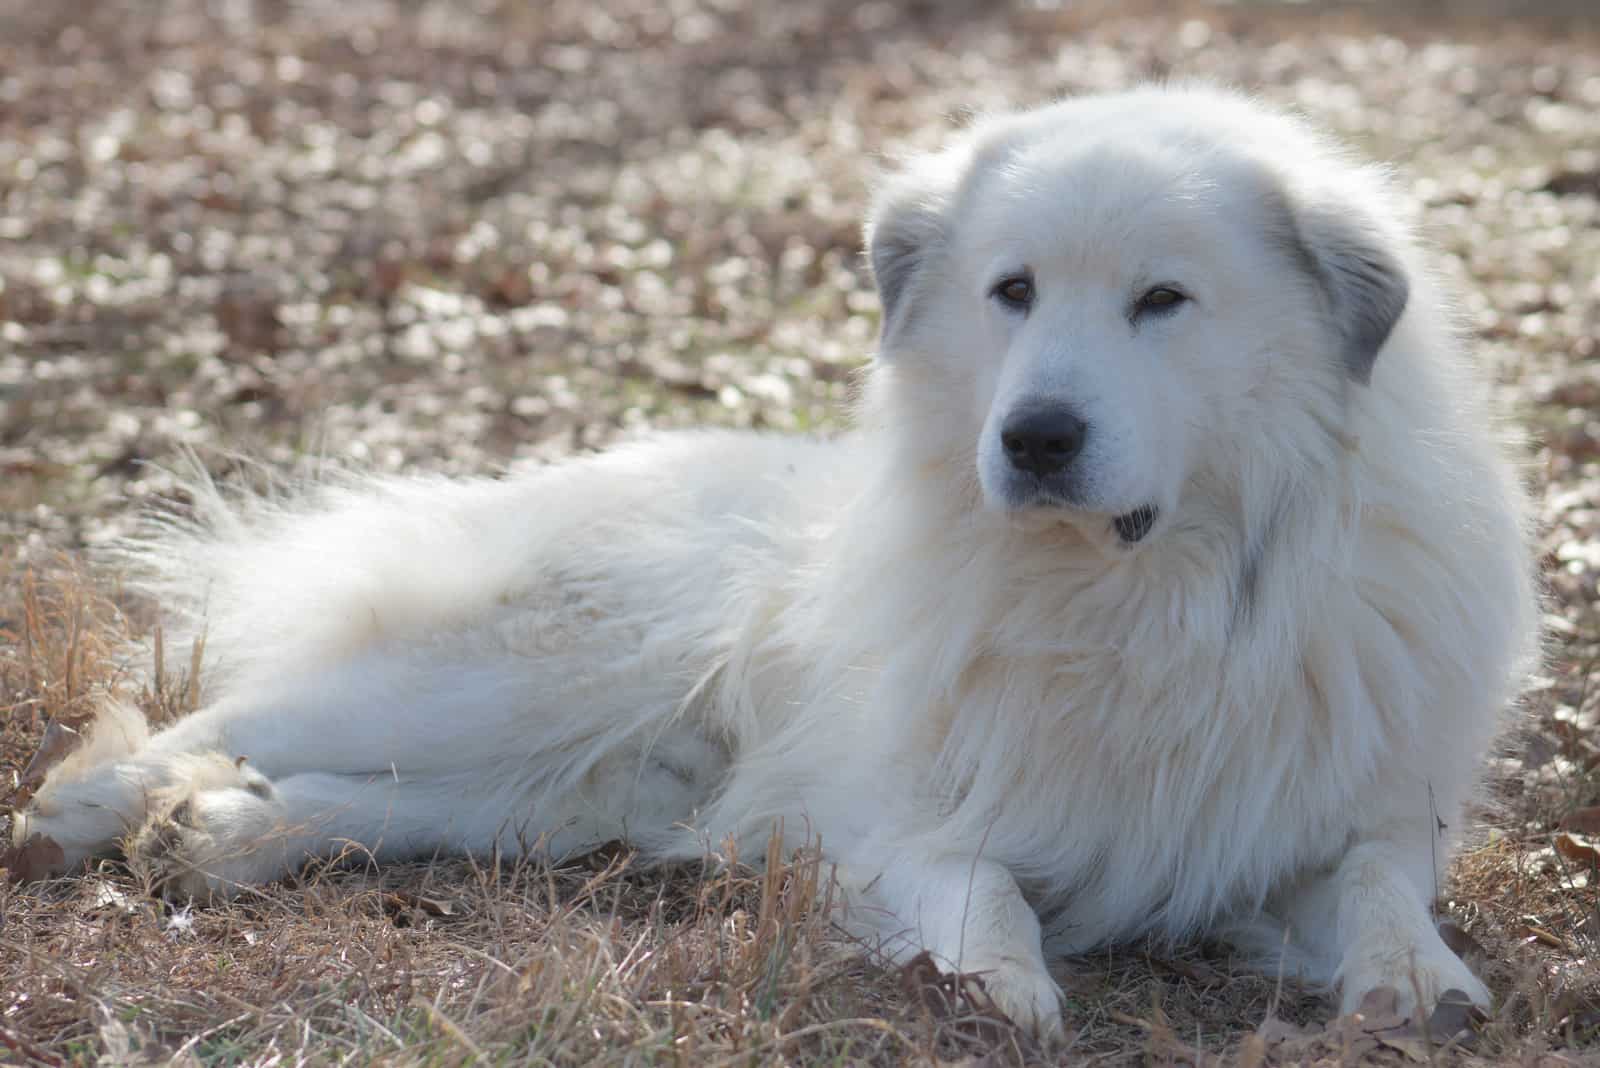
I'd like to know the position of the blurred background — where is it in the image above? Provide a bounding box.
[1,0,1596,559]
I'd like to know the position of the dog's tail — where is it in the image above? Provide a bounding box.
[107,452,544,695]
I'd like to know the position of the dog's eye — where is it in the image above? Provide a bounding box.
[1132,286,1188,320]
[991,275,1034,312]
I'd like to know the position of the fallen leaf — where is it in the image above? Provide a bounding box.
[11,715,92,807]
[1426,988,1486,1046]
[1374,1030,1432,1062]
[1322,1008,1384,1060]
[900,951,962,1019]
[1,833,67,883]
[1521,922,1572,952]
[1558,805,1600,834]
[1554,831,1600,867]
[1437,919,1488,965]
[383,890,460,926]
[86,880,141,915]
[897,950,1016,1040]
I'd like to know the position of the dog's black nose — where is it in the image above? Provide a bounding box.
[1001,407,1088,477]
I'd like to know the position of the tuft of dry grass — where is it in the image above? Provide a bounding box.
[2,566,1596,1065]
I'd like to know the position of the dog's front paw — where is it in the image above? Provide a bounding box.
[1340,940,1489,1021]
[972,956,1066,1043]
[127,758,287,900]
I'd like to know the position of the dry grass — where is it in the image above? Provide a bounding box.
[6,0,1600,1063]
[0,572,992,1065]
[0,558,1586,1067]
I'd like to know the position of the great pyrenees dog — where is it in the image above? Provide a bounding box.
[15,85,1538,1037]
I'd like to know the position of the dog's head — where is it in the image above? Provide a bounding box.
[864,86,1411,550]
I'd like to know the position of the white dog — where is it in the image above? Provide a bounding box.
[16,85,1539,1038]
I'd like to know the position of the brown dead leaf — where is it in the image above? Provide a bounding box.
[1437,919,1487,965]
[1558,806,1600,835]
[1554,831,1600,868]
[1426,988,1486,1046]
[10,715,91,807]
[1522,922,1573,952]
[900,951,963,1019]
[897,950,1016,1042]
[383,889,460,925]
[1554,1006,1600,1040]
[1373,1029,1432,1062]
[1321,1011,1383,1061]
[1,833,67,883]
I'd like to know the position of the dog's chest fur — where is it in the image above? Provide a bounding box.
[811,506,1362,948]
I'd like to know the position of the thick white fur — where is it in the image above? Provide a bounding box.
[17,87,1538,1038]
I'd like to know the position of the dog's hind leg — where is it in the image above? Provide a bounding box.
[14,614,729,896]
[124,761,481,898]
[11,677,382,874]
[123,728,726,899]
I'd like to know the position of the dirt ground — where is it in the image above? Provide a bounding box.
[3,0,1600,1063]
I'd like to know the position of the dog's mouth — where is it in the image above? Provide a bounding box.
[1113,505,1159,544]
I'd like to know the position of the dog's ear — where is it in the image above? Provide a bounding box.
[1277,187,1410,386]
[864,149,966,354]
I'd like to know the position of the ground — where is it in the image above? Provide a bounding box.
[3,0,1600,1064]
